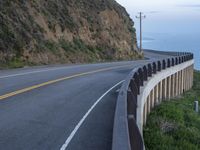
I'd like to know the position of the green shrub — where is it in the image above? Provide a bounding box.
[73,38,87,51]
[7,58,24,68]
[44,40,58,53]
[144,71,200,150]
[59,39,74,52]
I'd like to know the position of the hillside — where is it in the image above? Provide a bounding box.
[0,0,140,68]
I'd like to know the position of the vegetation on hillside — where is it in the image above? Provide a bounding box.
[144,71,200,150]
[0,0,140,68]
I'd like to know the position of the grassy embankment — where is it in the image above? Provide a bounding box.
[144,71,200,150]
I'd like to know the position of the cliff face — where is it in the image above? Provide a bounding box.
[0,0,139,67]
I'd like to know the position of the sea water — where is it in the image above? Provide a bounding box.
[141,32,200,70]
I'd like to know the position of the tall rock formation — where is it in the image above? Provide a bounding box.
[0,0,140,67]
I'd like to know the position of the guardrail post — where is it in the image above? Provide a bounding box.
[127,89,137,119]
[185,67,188,91]
[159,81,163,103]
[186,67,189,90]
[150,89,154,109]
[192,65,194,87]
[183,68,185,92]
[143,66,148,81]
[190,65,194,89]
[128,116,144,150]
[188,66,190,90]
[184,68,186,92]
[147,95,150,115]
[153,62,157,74]
[181,56,184,63]
[178,71,181,95]
[174,73,177,97]
[181,70,184,94]
[147,64,152,77]
[154,85,159,105]
[189,66,192,89]
[167,59,171,68]
[175,72,178,96]
[162,79,167,100]
[175,57,178,65]
[134,73,141,94]
[157,61,161,71]
[186,66,189,90]
[170,74,174,98]
[167,76,171,99]
[130,79,138,101]
[143,102,147,126]
[162,60,166,69]
[177,71,179,95]
[172,58,175,66]
[138,68,144,86]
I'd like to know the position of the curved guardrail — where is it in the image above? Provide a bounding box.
[112,52,194,150]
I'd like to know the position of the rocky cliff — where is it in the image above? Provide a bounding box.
[0,0,140,67]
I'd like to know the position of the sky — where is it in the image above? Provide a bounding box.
[116,0,200,34]
[116,0,200,70]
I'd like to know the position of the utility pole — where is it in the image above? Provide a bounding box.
[136,12,146,52]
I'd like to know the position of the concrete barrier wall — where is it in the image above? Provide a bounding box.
[137,59,194,133]
[112,52,194,150]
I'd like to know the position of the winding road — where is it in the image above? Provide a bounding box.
[0,50,173,150]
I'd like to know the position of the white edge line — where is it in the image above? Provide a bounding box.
[0,66,75,79]
[60,80,124,150]
[0,62,133,79]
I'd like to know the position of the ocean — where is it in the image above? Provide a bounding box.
[141,32,200,70]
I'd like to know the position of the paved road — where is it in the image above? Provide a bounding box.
[0,50,173,150]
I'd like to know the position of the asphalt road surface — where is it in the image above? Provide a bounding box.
[0,50,173,150]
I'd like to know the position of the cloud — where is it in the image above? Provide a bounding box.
[147,11,160,14]
[177,4,200,7]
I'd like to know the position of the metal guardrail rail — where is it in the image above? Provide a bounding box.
[112,52,194,150]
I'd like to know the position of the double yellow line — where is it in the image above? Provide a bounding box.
[0,64,132,100]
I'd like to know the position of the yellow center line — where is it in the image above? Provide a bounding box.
[0,64,132,100]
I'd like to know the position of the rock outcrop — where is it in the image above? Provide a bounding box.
[0,0,140,67]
